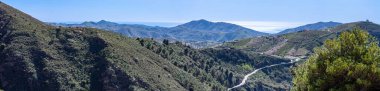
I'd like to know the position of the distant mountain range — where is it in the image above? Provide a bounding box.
[50,19,269,48]
[51,20,345,43]
[277,21,342,34]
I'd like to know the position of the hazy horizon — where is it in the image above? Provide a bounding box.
[2,0,379,33]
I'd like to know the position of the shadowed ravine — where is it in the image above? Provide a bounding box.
[228,57,301,90]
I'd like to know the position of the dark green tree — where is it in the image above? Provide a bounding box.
[163,39,169,45]
[293,28,380,91]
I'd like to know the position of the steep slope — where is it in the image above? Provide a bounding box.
[277,21,342,34]
[0,2,213,91]
[50,20,269,48]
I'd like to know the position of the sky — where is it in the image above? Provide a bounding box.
[2,0,379,33]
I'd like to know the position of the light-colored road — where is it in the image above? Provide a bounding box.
[227,57,301,90]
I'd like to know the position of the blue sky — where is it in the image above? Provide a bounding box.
[2,0,379,33]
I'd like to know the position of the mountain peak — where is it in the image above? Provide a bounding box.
[98,20,111,23]
[174,19,268,36]
[195,19,211,22]
[80,20,118,25]
[97,20,118,25]
[185,19,213,25]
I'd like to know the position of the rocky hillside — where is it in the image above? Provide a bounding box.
[0,2,295,91]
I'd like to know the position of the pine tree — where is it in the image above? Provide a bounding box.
[293,28,380,91]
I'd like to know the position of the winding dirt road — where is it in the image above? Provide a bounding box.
[227,57,301,90]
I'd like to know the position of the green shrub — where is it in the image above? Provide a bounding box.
[241,63,253,70]
[293,28,380,91]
